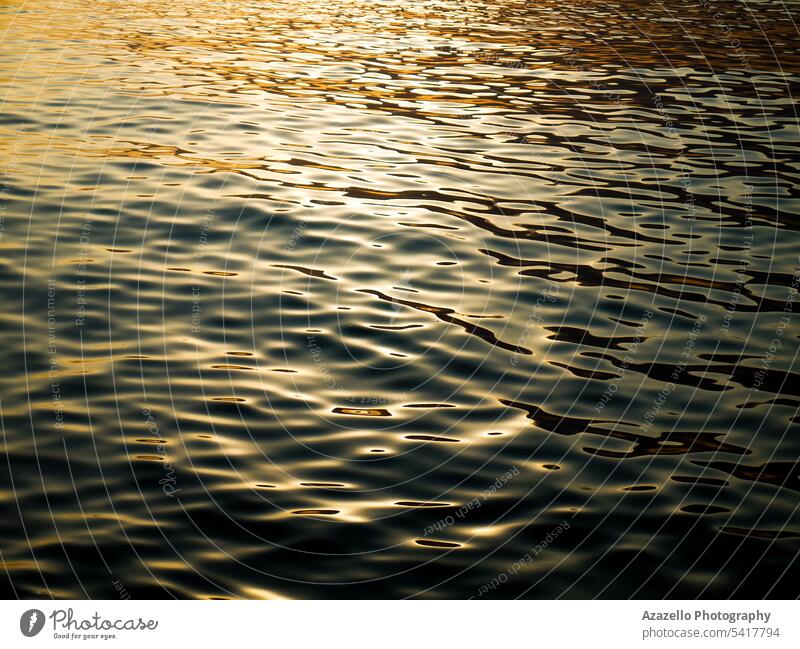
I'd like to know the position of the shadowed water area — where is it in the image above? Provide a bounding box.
[1,0,799,598]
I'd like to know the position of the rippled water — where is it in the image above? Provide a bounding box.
[1,0,799,599]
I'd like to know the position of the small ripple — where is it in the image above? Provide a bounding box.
[272,264,337,281]
[414,539,461,549]
[332,407,391,417]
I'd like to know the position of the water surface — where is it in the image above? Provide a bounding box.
[1,0,799,598]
